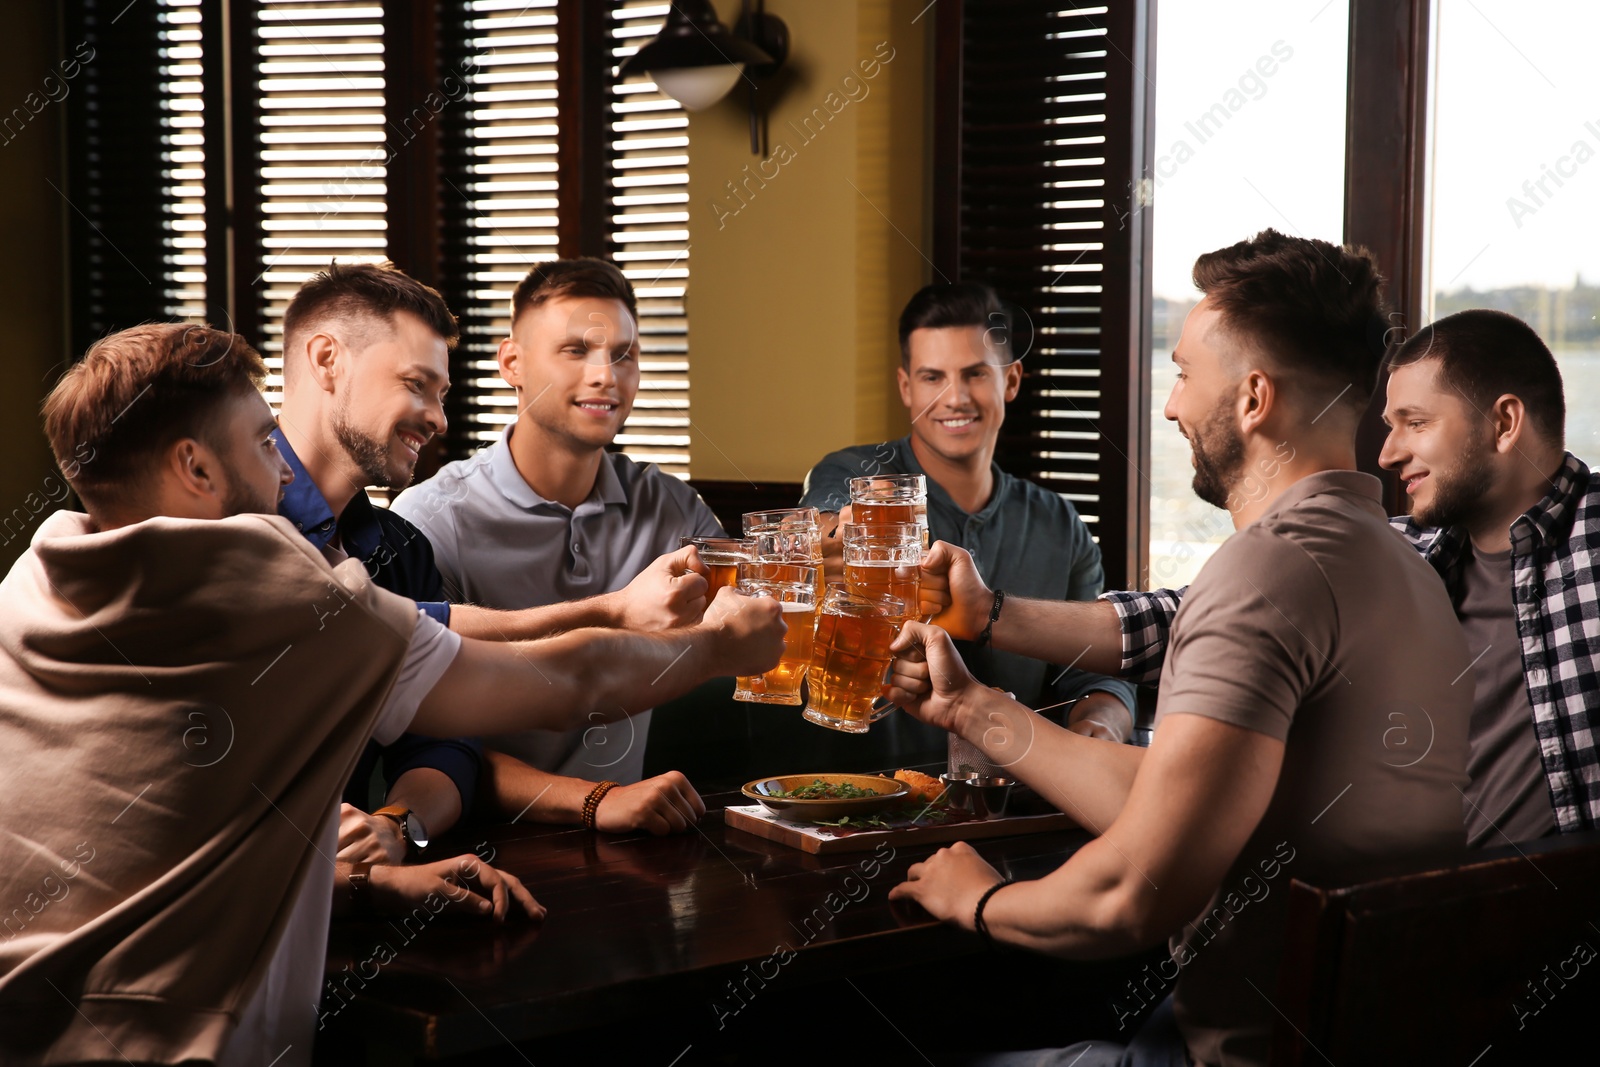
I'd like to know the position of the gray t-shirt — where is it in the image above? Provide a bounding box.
[1155,470,1470,1067]
[391,426,723,782]
[1457,544,1558,847]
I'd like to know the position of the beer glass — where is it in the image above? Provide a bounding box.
[732,562,818,706]
[848,474,929,547]
[743,507,826,606]
[680,535,754,594]
[842,522,922,627]
[803,587,905,733]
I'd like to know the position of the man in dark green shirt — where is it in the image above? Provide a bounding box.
[798,282,1137,767]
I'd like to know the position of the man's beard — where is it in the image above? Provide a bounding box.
[332,394,405,490]
[220,471,280,517]
[1411,430,1495,530]
[1189,396,1246,510]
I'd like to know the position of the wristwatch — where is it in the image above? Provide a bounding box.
[373,804,429,858]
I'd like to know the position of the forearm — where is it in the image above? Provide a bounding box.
[958,687,1145,832]
[990,597,1126,675]
[385,767,464,839]
[411,625,725,739]
[481,749,592,822]
[449,596,620,641]
[980,837,1156,959]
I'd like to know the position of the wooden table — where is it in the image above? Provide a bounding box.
[318,789,1096,1064]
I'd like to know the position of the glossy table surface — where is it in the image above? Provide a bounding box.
[322,787,1090,1060]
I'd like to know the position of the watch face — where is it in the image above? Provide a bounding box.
[405,812,429,850]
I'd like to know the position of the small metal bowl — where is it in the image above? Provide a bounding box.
[940,773,1015,819]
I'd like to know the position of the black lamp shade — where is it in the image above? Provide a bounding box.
[617,0,774,76]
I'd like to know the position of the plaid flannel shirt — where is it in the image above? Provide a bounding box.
[1104,453,1600,833]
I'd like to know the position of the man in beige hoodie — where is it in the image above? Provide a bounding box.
[0,323,784,1066]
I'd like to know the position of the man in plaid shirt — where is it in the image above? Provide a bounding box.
[1091,310,1595,846]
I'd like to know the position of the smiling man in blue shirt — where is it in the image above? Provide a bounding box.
[273,262,714,858]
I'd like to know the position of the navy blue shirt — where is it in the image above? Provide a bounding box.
[274,429,481,817]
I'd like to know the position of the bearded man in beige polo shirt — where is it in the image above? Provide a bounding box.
[0,323,784,1067]
[885,230,1473,1067]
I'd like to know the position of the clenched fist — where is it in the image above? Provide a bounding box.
[700,584,786,678]
[611,545,711,631]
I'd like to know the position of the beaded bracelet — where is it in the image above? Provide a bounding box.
[581,780,619,829]
[973,877,1013,947]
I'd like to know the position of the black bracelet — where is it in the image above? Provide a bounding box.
[973,877,1013,946]
[976,589,1006,647]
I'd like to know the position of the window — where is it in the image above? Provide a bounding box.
[66,0,693,476]
[1146,0,1349,589]
[1426,0,1600,460]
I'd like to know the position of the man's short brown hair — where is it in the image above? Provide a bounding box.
[1192,228,1388,414]
[282,260,459,359]
[510,258,638,326]
[42,323,266,511]
[1388,309,1565,446]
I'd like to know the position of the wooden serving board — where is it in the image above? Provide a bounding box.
[722,801,1079,855]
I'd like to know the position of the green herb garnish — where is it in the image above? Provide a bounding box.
[770,778,880,800]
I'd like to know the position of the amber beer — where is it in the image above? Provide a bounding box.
[841,522,922,625]
[733,563,817,705]
[849,475,929,548]
[680,536,753,594]
[744,508,826,606]
[844,561,919,626]
[803,587,904,733]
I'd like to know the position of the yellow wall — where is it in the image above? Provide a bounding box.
[0,1,69,570]
[687,0,930,482]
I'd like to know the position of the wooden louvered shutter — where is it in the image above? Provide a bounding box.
[438,0,693,476]
[252,0,389,408]
[606,0,692,477]
[933,0,1154,588]
[66,0,208,354]
[437,0,564,459]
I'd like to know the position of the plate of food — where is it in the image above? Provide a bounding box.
[741,773,909,821]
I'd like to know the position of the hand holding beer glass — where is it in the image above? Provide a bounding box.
[679,535,754,594]
[731,562,818,706]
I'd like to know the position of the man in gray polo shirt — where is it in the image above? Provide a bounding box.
[393,258,723,829]
[800,282,1137,768]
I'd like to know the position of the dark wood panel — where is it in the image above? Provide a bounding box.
[555,0,608,259]
[1272,829,1600,1065]
[689,480,806,536]
[318,790,1094,1057]
[382,0,443,287]
[1344,0,1430,516]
